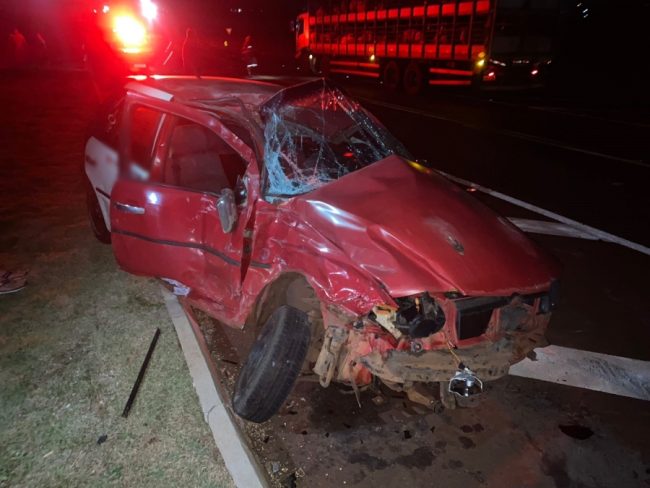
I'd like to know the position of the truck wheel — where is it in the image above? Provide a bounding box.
[233,305,311,423]
[382,60,401,91]
[86,179,111,244]
[310,55,330,76]
[403,62,424,95]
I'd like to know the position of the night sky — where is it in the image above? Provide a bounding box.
[1,0,649,100]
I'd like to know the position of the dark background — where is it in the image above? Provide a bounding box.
[1,0,649,104]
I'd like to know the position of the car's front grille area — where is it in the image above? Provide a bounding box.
[455,296,509,340]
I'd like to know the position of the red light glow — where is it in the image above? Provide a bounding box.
[140,0,158,22]
[112,15,148,52]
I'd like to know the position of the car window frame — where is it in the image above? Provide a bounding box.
[159,115,250,197]
[87,90,125,149]
[119,102,167,181]
[119,91,260,201]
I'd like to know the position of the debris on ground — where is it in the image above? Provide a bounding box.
[0,270,28,294]
[122,328,161,418]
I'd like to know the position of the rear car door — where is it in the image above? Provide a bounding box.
[110,101,254,312]
[84,92,124,228]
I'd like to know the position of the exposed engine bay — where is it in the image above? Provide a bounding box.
[312,285,558,409]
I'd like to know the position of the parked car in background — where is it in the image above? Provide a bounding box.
[85,76,559,422]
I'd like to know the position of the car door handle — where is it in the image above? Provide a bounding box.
[114,202,145,215]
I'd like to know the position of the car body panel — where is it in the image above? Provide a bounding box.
[84,137,119,229]
[110,180,241,307]
[86,76,560,403]
[288,155,559,297]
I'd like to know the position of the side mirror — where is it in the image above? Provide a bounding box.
[217,188,237,233]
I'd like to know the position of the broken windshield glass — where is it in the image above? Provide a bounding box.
[260,79,411,197]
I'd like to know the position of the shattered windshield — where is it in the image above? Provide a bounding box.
[261,79,411,197]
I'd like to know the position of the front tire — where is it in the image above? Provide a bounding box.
[233,305,311,423]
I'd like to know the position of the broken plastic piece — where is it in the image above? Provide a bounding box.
[161,278,190,296]
[371,304,402,339]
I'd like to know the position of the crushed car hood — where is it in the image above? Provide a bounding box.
[290,155,559,297]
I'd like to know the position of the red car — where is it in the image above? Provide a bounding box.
[85,76,559,422]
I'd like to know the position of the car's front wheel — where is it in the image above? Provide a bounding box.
[232,305,311,423]
[85,179,111,244]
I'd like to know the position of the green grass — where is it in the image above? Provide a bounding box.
[0,71,233,488]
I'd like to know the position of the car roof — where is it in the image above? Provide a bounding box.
[125,75,282,108]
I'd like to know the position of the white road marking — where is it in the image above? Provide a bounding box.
[508,218,598,240]
[162,288,269,488]
[439,171,650,256]
[509,345,650,402]
[359,97,648,168]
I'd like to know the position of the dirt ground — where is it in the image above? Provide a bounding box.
[0,70,234,488]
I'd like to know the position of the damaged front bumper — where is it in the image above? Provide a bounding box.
[359,328,545,384]
[313,291,554,402]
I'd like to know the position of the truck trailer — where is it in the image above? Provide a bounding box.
[296,0,559,93]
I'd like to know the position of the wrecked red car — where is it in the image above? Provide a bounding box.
[84,77,559,422]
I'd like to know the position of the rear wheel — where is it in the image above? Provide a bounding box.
[403,61,424,95]
[86,180,111,244]
[382,60,401,91]
[233,305,312,423]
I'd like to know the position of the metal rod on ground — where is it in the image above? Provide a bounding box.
[122,328,161,418]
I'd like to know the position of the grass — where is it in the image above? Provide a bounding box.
[0,70,234,488]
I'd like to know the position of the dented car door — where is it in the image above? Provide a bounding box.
[110,98,258,316]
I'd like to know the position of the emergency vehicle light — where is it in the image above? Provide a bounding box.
[112,15,148,53]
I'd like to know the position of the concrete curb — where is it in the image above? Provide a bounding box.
[161,287,269,488]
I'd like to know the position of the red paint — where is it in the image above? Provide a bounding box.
[429,67,473,76]
[329,68,381,78]
[288,157,557,298]
[429,79,473,85]
[108,77,558,387]
[330,60,379,69]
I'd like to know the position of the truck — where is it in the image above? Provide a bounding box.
[295,0,559,93]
